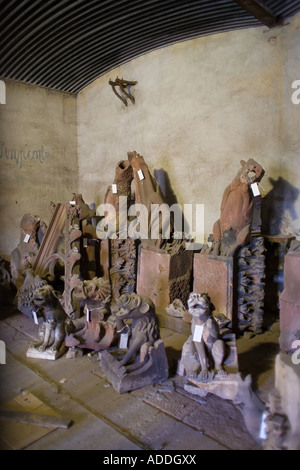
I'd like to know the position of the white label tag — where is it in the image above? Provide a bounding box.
[32,311,39,325]
[70,200,76,206]
[112,184,118,194]
[83,238,88,248]
[86,308,91,323]
[251,183,260,197]
[138,169,144,181]
[24,234,30,243]
[119,333,129,349]
[259,411,268,440]
[193,324,204,342]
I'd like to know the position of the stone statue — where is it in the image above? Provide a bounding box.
[11,214,47,289]
[212,159,265,255]
[179,292,227,382]
[27,283,75,360]
[99,293,169,393]
[114,293,160,369]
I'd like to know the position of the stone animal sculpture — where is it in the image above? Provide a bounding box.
[128,150,170,247]
[180,292,227,382]
[114,293,160,370]
[32,284,75,353]
[212,159,265,254]
[11,214,46,289]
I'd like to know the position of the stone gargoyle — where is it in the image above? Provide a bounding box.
[99,293,169,393]
[27,283,75,360]
[211,159,265,255]
[66,277,116,352]
[178,292,228,383]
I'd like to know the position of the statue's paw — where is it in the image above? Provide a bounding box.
[198,370,209,383]
[216,369,228,379]
[37,345,46,352]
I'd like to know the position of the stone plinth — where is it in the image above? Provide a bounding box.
[279,251,300,352]
[26,345,67,360]
[136,246,193,309]
[99,339,169,394]
[275,352,300,449]
[193,253,233,320]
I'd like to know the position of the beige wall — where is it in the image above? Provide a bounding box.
[77,13,300,243]
[0,80,78,258]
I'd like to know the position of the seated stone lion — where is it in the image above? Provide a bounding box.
[180,292,227,382]
[32,284,75,353]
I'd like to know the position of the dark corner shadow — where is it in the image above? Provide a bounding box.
[154,168,193,237]
[237,341,280,391]
[165,346,182,377]
[261,176,299,236]
[154,168,178,207]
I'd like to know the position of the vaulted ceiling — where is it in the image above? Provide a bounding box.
[1,0,300,94]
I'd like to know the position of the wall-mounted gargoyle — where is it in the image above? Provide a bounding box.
[109,77,138,106]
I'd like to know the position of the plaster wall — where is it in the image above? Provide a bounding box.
[0,80,78,258]
[77,14,300,243]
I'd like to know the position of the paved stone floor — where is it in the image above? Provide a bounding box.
[0,301,280,451]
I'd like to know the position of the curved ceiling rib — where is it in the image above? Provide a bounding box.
[0,0,299,94]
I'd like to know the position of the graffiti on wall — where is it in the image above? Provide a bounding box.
[0,141,51,169]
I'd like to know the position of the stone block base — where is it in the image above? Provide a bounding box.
[99,339,169,394]
[193,253,233,320]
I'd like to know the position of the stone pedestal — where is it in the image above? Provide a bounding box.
[279,251,300,353]
[137,246,193,309]
[193,253,233,320]
[99,339,169,394]
[274,352,300,449]
[26,344,67,360]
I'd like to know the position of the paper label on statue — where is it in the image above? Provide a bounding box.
[259,411,268,439]
[112,184,118,194]
[24,234,30,243]
[193,324,204,342]
[83,238,88,248]
[32,311,39,325]
[69,200,76,206]
[86,308,91,323]
[137,169,144,181]
[119,333,129,349]
[251,182,260,197]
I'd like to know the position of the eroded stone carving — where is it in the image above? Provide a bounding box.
[213,159,265,254]
[66,277,116,352]
[178,292,228,382]
[11,214,46,289]
[26,284,75,360]
[99,293,169,393]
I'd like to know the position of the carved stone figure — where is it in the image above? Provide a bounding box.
[128,150,169,247]
[11,214,46,289]
[212,159,265,254]
[179,292,227,382]
[114,293,160,368]
[99,293,168,393]
[27,283,75,360]
[66,277,116,352]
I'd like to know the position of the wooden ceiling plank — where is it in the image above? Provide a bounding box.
[232,0,280,27]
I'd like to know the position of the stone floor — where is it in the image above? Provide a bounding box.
[0,300,281,451]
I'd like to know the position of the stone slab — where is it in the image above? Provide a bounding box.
[193,253,233,320]
[137,246,193,309]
